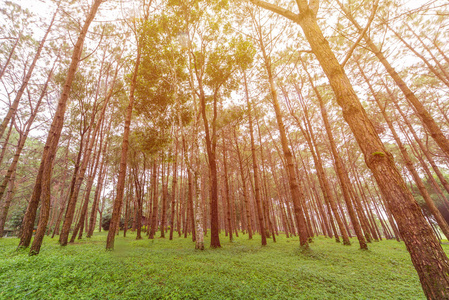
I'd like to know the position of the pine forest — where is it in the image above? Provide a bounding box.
[1,0,449,299]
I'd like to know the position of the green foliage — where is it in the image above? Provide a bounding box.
[101,214,125,231]
[101,213,112,231]
[5,209,24,233]
[129,127,171,158]
[0,232,438,299]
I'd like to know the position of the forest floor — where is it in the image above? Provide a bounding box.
[1,231,447,299]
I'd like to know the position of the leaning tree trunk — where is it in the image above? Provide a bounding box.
[70,127,104,242]
[106,45,141,250]
[0,173,15,238]
[0,35,19,81]
[51,138,72,238]
[87,124,111,238]
[390,95,449,197]
[133,166,143,240]
[60,94,108,246]
[0,117,14,167]
[253,17,309,247]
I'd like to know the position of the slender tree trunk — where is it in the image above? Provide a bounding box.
[293,100,350,245]
[0,35,19,81]
[60,86,111,246]
[244,73,266,245]
[123,181,131,238]
[0,172,15,238]
[72,119,105,241]
[87,121,111,238]
[133,165,143,240]
[169,139,178,241]
[222,135,233,242]
[69,188,90,243]
[255,116,276,241]
[194,172,204,249]
[253,17,309,248]
[149,159,159,239]
[160,156,168,238]
[234,129,253,239]
[187,169,196,242]
[0,117,14,167]
[87,163,107,238]
[106,42,141,250]
[177,159,184,237]
[51,139,72,238]
[196,81,220,247]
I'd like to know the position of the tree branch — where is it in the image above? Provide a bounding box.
[248,0,299,23]
[340,0,379,68]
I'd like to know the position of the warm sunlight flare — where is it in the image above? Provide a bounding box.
[0,0,448,299]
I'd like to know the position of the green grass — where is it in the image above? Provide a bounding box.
[1,231,445,299]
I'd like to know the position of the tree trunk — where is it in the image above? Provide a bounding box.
[0,117,14,167]
[234,128,253,239]
[133,165,143,240]
[0,172,15,238]
[0,35,19,81]
[169,138,179,240]
[106,41,141,250]
[187,169,196,242]
[160,155,168,238]
[391,95,449,197]
[222,135,233,242]
[60,84,112,246]
[253,16,309,247]
[244,73,266,245]
[196,79,220,248]
[149,159,159,239]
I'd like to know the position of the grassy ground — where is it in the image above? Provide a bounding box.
[1,231,446,299]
